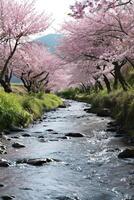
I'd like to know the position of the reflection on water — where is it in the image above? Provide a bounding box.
[0,101,134,200]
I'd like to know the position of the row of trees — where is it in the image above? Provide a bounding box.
[58,0,134,93]
[0,0,64,93]
[1,0,133,93]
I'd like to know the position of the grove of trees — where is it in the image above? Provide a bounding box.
[0,0,64,93]
[0,0,134,94]
[58,0,134,93]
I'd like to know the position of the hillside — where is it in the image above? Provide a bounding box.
[36,33,62,52]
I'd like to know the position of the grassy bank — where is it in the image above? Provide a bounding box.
[58,88,134,135]
[0,90,63,130]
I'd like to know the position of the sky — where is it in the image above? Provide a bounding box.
[35,0,75,33]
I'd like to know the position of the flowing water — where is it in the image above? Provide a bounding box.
[0,100,134,200]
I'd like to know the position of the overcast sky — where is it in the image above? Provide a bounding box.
[36,0,75,33]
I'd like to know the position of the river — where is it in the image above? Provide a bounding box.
[0,100,134,200]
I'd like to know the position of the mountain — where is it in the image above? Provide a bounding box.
[36,33,62,52]
[11,76,22,83]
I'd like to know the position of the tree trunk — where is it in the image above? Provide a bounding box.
[103,75,111,93]
[113,75,118,90]
[81,82,87,92]
[114,62,129,91]
[97,80,103,90]
[21,77,32,93]
[0,79,12,93]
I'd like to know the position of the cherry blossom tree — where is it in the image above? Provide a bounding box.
[69,0,132,19]
[58,0,134,92]
[0,0,50,92]
[58,19,115,92]
[13,42,63,93]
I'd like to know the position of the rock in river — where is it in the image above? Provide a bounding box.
[84,108,92,113]
[0,159,10,167]
[58,136,69,140]
[65,133,85,137]
[22,133,31,137]
[38,138,48,143]
[38,135,44,139]
[56,196,80,200]
[46,129,54,132]
[12,142,25,148]
[16,158,55,166]
[1,195,15,200]
[0,144,7,154]
[118,149,134,159]
[11,136,20,139]
[10,126,24,132]
[0,184,4,187]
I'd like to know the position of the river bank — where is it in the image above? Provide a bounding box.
[58,88,134,143]
[0,89,63,131]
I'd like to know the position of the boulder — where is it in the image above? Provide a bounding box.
[0,159,10,167]
[38,135,44,139]
[65,133,85,137]
[19,187,33,191]
[11,136,20,139]
[12,143,25,148]
[47,130,58,134]
[118,149,134,159]
[49,139,59,142]
[52,131,59,135]
[22,133,31,137]
[56,196,80,200]
[16,158,54,166]
[0,184,4,187]
[58,136,69,140]
[46,129,53,132]
[1,195,15,200]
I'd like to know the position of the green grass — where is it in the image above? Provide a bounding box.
[57,88,80,99]
[0,90,63,130]
[58,68,134,133]
[59,88,134,132]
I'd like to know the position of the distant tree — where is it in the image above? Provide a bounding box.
[14,42,63,93]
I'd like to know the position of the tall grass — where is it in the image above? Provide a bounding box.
[0,91,63,130]
[61,88,134,131]
[59,86,134,132]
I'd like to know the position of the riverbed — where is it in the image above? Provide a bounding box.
[0,100,134,200]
